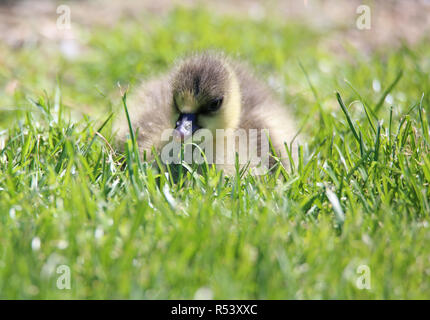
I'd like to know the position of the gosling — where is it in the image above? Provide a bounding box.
[114,52,298,174]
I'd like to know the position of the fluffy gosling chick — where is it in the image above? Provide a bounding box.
[114,53,297,174]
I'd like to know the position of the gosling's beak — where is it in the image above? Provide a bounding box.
[174,113,199,142]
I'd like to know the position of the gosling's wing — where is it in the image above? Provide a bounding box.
[231,60,298,165]
[238,102,297,168]
[259,102,298,162]
[114,75,175,156]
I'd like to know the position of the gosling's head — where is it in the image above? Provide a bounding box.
[171,54,241,141]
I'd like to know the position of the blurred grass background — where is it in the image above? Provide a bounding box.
[0,0,430,299]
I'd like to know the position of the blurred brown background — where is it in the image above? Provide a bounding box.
[1,0,429,54]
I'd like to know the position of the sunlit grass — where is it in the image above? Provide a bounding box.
[0,7,430,299]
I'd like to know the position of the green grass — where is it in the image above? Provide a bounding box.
[1,7,430,299]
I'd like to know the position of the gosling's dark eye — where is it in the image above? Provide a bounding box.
[206,97,223,113]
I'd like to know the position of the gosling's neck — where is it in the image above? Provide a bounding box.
[222,65,242,130]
